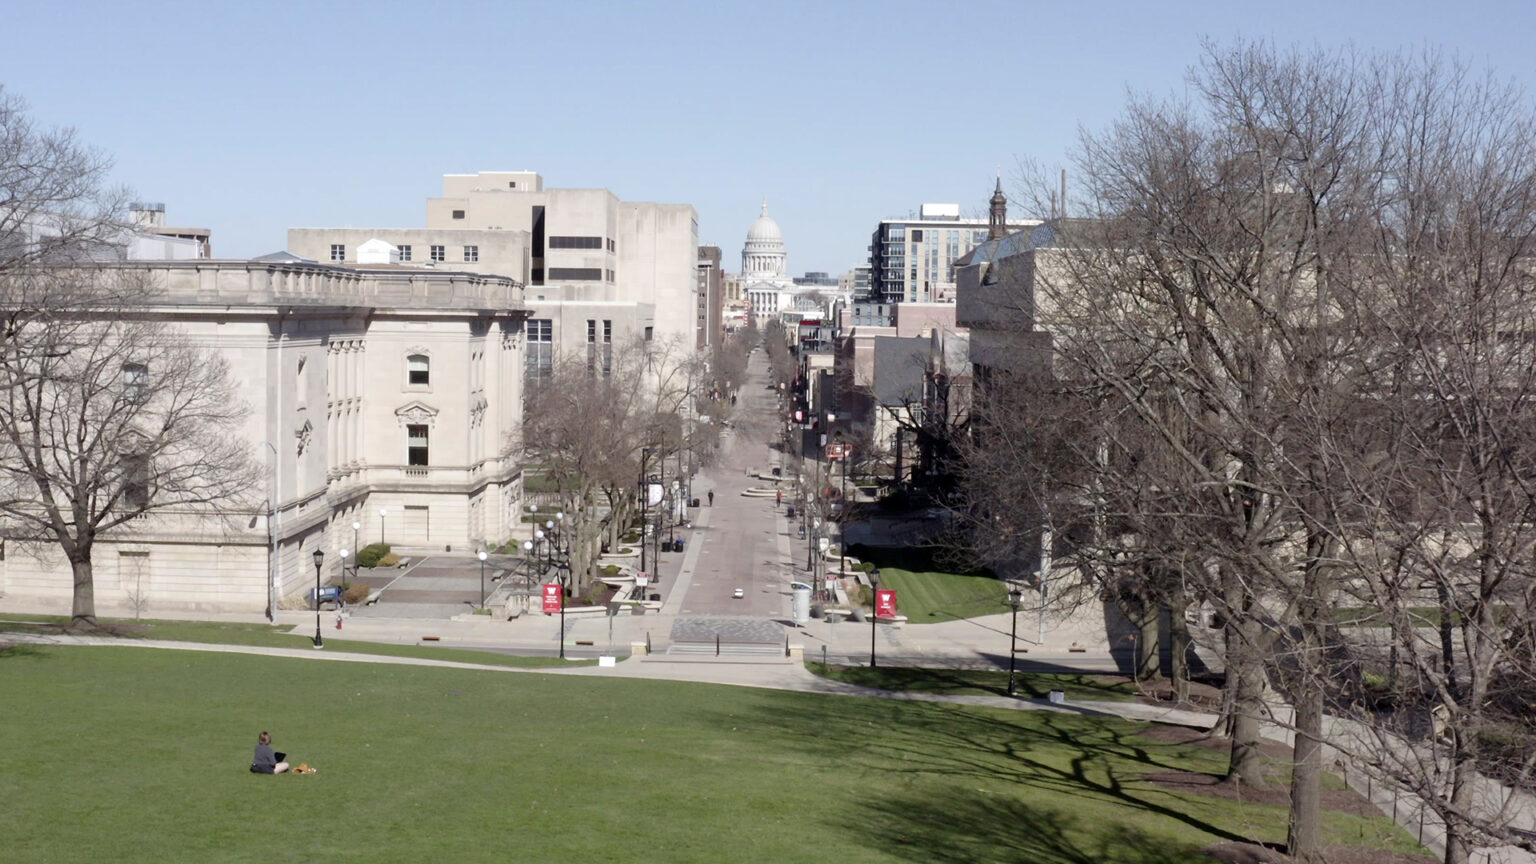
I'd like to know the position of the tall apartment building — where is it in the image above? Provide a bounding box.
[290,171,700,380]
[868,199,1038,304]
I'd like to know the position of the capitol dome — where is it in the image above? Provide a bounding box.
[742,199,787,277]
[747,209,782,245]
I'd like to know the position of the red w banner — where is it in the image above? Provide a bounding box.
[875,589,897,618]
[542,583,562,613]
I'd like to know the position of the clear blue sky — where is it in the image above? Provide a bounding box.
[3,0,1532,275]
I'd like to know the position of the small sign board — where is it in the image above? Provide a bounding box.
[635,572,651,587]
[542,583,562,613]
[875,589,897,619]
[825,442,853,460]
[309,585,341,602]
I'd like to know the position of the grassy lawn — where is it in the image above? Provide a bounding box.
[0,614,584,668]
[806,663,1140,702]
[858,567,1010,623]
[0,644,1427,863]
[844,545,1011,623]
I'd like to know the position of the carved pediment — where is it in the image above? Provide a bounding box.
[395,401,439,426]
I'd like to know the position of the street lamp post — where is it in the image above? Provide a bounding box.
[1008,586,1023,697]
[522,540,534,589]
[311,549,324,649]
[339,548,350,590]
[544,520,555,572]
[478,548,489,610]
[869,571,879,668]
[378,507,388,545]
[639,449,651,576]
[351,520,361,572]
[558,572,567,660]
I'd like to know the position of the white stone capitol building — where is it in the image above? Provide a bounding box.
[741,200,834,320]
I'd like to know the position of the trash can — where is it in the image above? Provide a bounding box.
[786,505,796,519]
[673,538,684,553]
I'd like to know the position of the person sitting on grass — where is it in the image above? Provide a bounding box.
[250,731,289,775]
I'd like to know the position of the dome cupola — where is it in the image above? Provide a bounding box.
[742,198,787,277]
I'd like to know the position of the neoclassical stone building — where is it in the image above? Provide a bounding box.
[0,258,528,616]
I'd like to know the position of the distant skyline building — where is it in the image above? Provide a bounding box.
[868,195,1039,304]
[290,171,701,379]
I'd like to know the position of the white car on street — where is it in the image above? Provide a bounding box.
[732,588,745,599]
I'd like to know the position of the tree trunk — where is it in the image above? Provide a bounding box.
[1169,594,1191,704]
[1224,601,1268,787]
[1286,665,1324,860]
[1136,600,1162,682]
[70,556,97,627]
[1445,734,1477,864]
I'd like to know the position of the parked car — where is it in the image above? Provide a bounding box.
[732,588,745,599]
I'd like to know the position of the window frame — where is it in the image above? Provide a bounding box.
[406,354,431,387]
[406,424,430,467]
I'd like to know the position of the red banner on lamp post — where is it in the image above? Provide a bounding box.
[875,589,897,619]
[542,583,562,613]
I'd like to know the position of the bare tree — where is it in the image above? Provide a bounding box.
[517,335,709,589]
[964,41,1536,863]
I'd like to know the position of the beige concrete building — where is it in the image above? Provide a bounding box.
[290,171,700,374]
[0,259,528,617]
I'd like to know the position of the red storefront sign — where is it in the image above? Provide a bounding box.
[875,589,897,619]
[542,583,562,613]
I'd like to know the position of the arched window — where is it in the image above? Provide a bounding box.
[407,354,430,386]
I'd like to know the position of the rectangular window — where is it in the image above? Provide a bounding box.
[525,319,553,380]
[508,181,517,188]
[547,236,603,249]
[587,320,596,343]
[397,244,412,262]
[330,244,345,262]
[602,320,612,343]
[463,245,478,262]
[607,238,615,252]
[911,229,924,242]
[407,425,429,466]
[122,453,151,510]
[430,245,445,262]
[547,267,601,281]
[122,362,149,403]
[452,210,465,220]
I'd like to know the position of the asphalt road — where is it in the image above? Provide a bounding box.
[673,349,797,619]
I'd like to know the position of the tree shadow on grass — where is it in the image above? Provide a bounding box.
[0,643,50,660]
[722,692,1257,848]
[854,789,1215,864]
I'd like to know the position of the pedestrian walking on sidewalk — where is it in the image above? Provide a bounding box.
[776,489,782,508]
[707,490,714,506]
